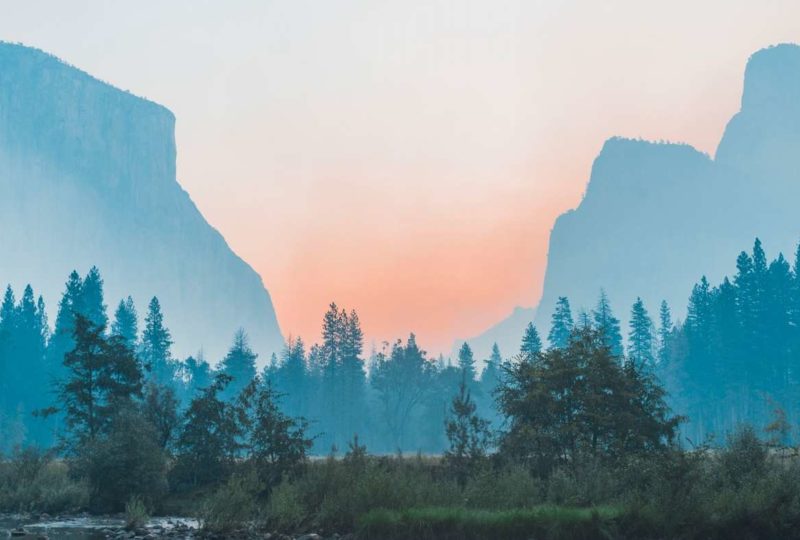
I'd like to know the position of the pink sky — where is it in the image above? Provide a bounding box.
[2,1,800,355]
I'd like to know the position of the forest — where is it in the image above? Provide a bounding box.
[3,238,800,539]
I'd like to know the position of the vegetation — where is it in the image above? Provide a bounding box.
[4,238,800,538]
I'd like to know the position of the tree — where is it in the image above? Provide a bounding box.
[497,326,679,475]
[219,329,258,402]
[657,300,673,365]
[46,271,84,381]
[185,352,213,397]
[53,314,143,449]
[78,266,108,329]
[370,334,434,450]
[174,374,242,487]
[76,404,167,512]
[444,372,492,486]
[111,296,138,350]
[239,378,312,492]
[520,322,542,359]
[140,297,175,386]
[143,382,180,451]
[457,342,477,384]
[548,296,574,349]
[593,290,623,357]
[628,297,655,369]
[276,337,307,418]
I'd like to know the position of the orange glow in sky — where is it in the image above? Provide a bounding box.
[3,0,800,355]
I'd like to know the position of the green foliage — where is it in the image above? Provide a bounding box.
[239,377,313,492]
[0,448,88,513]
[497,326,680,476]
[173,374,241,488]
[201,471,261,533]
[356,506,621,540]
[444,374,492,485]
[75,405,168,512]
[124,495,150,530]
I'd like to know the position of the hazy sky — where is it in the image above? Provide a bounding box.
[2,0,799,356]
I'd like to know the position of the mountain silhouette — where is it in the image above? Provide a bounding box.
[0,42,284,362]
[467,43,800,355]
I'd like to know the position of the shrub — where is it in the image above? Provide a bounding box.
[75,406,168,512]
[0,447,88,513]
[201,471,261,533]
[125,495,150,530]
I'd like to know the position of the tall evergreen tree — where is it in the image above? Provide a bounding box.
[78,266,108,329]
[219,329,258,402]
[593,290,623,358]
[548,296,574,349]
[457,342,477,384]
[520,322,542,359]
[657,300,673,365]
[140,297,174,385]
[46,271,83,380]
[628,297,654,369]
[111,296,138,350]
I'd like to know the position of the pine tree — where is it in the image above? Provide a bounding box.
[593,290,623,357]
[277,337,307,418]
[54,314,143,448]
[657,300,672,365]
[78,266,108,329]
[457,342,477,383]
[46,271,83,380]
[219,329,258,402]
[444,372,491,486]
[628,297,654,369]
[141,297,175,385]
[548,296,574,349]
[111,296,138,350]
[520,322,542,359]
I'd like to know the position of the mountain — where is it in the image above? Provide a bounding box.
[0,42,283,362]
[470,43,800,351]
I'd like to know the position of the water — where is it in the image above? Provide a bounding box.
[0,515,199,540]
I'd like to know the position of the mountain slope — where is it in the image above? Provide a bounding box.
[0,42,283,362]
[534,43,800,340]
[465,43,800,352]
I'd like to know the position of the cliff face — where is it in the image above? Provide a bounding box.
[0,43,283,362]
[532,43,800,339]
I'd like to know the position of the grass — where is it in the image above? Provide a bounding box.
[356,505,622,540]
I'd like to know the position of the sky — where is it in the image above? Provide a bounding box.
[1,0,799,356]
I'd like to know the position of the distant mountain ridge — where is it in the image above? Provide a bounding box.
[467,43,800,355]
[0,42,284,362]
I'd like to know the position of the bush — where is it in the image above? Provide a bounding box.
[125,495,150,530]
[0,447,88,513]
[201,471,261,533]
[74,406,168,512]
[356,506,621,540]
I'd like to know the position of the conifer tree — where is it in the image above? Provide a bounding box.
[457,342,476,383]
[548,296,574,349]
[657,300,672,365]
[277,336,307,418]
[444,372,491,486]
[78,266,107,329]
[628,297,654,368]
[520,322,542,359]
[111,296,138,350]
[593,290,623,357]
[46,271,83,379]
[219,329,258,402]
[141,297,174,385]
[54,314,143,448]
